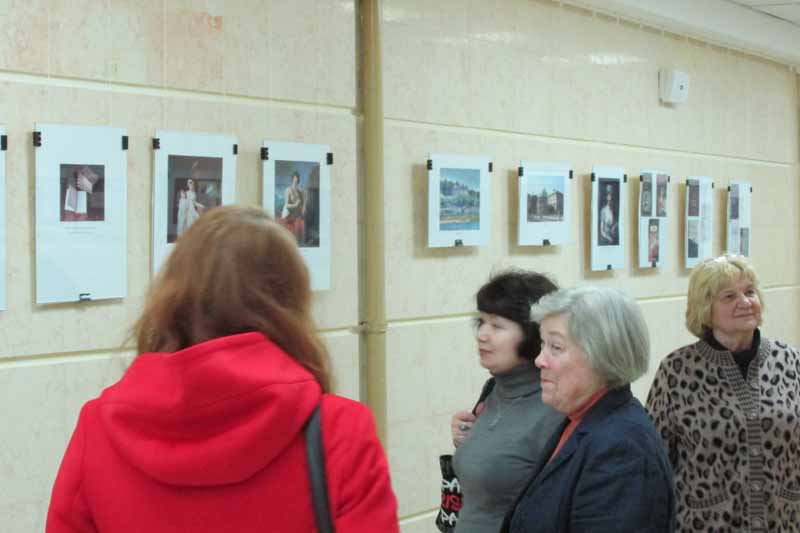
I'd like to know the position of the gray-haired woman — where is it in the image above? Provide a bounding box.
[504,286,675,532]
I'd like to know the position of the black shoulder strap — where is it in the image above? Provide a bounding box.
[305,405,335,533]
[472,377,496,415]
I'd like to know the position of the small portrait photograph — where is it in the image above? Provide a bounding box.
[740,227,750,256]
[275,160,320,248]
[167,155,222,243]
[597,178,620,246]
[687,179,700,217]
[439,167,480,231]
[648,218,659,263]
[729,183,740,220]
[60,164,105,222]
[640,174,652,217]
[687,219,699,259]
[527,174,565,223]
[656,174,668,217]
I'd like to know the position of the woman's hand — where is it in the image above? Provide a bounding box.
[451,410,477,448]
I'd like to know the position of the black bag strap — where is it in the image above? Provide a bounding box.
[471,377,496,415]
[305,405,335,533]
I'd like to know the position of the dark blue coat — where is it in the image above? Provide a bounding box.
[504,386,676,533]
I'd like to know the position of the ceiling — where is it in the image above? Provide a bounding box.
[563,0,800,69]
[727,0,800,26]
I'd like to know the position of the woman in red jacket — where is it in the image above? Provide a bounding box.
[46,205,399,533]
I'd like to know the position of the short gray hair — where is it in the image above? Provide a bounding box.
[530,286,649,388]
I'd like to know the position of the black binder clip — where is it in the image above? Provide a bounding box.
[454,239,464,247]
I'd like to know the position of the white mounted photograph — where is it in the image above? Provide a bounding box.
[0,126,5,310]
[427,153,491,248]
[262,141,331,291]
[518,161,571,246]
[685,176,714,268]
[152,130,237,273]
[727,180,752,257]
[590,165,626,271]
[638,171,669,268]
[34,123,127,304]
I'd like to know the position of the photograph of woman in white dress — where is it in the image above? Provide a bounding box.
[167,156,222,243]
[177,178,204,237]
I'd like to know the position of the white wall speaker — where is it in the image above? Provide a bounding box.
[659,69,690,104]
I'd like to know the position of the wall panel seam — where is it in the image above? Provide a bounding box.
[0,70,357,116]
[383,117,797,167]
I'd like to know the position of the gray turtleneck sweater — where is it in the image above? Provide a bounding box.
[452,362,565,533]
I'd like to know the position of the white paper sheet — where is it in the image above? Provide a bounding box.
[637,170,669,268]
[591,165,626,271]
[34,123,127,304]
[262,141,331,291]
[0,126,6,310]
[685,176,714,268]
[518,161,571,246]
[726,181,752,257]
[427,153,491,248]
[152,130,237,273]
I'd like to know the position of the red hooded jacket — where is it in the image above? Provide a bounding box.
[46,332,399,532]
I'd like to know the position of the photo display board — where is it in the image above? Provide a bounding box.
[638,170,669,268]
[726,181,752,257]
[427,153,491,248]
[518,161,571,246]
[152,130,237,273]
[262,141,331,291]
[590,165,626,271]
[685,176,714,268]
[34,123,127,304]
[0,126,5,310]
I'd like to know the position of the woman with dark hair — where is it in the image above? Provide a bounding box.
[46,206,399,533]
[449,270,565,532]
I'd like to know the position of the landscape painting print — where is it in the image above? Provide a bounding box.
[439,167,480,231]
[527,174,564,222]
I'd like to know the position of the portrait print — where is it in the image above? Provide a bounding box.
[687,219,699,259]
[740,227,750,256]
[60,164,105,222]
[440,167,480,231]
[275,160,320,248]
[527,174,565,223]
[640,174,652,217]
[729,183,740,220]
[648,218,659,263]
[656,175,668,217]
[597,178,620,246]
[167,155,222,243]
[687,179,700,217]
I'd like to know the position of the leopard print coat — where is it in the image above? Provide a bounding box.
[646,335,800,532]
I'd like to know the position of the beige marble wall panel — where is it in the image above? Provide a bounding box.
[109,0,164,86]
[321,331,360,400]
[223,0,270,98]
[266,0,356,108]
[48,0,111,81]
[381,0,797,164]
[0,0,48,74]
[164,0,225,93]
[0,354,129,533]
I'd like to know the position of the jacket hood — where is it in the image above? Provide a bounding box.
[98,332,321,487]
